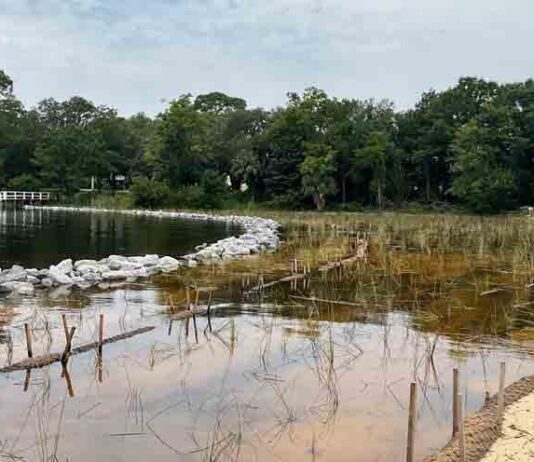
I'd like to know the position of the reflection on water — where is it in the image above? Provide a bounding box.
[0,212,533,461]
[0,207,234,268]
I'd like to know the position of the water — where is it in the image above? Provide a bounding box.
[0,208,234,268]
[0,211,533,461]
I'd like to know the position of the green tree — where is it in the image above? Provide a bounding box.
[354,131,391,209]
[299,143,336,210]
[450,118,517,212]
[153,95,213,187]
[194,92,246,115]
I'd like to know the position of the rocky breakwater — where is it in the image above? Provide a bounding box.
[0,206,280,296]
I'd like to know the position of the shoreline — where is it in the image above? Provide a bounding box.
[424,374,534,462]
[0,206,281,296]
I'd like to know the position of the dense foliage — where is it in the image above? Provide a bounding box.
[1,69,534,212]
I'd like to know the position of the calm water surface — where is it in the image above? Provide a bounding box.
[0,208,234,268]
[0,212,533,461]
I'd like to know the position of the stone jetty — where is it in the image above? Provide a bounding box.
[0,206,280,296]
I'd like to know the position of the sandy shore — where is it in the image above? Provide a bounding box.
[480,391,534,462]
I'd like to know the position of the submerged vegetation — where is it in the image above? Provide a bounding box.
[2,68,534,213]
[0,211,533,460]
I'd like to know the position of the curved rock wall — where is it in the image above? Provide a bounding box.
[0,206,281,296]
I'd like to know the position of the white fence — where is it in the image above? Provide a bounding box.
[0,191,51,202]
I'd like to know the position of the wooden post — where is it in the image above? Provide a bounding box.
[61,314,69,341]
[23,368,31,392]
[207,290,213,332]
[98,314,104,357]
[186,286,191,310]
[457,393,466,462]
[452,368,459,436]
[407,382,417,462]
[497,362,506,424]
[62,327,76,362]
[24,323,33,358]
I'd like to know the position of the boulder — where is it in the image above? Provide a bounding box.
[158,256,180,272]
[76,263,101,275]
[74,259,98,270]
[41,278,54,288]
[1,281,34,296]
[108,255,128,270]
[27,275,40,285]
[101,270,135,281]
[0,265,27,283]
[81,272,101,283]
[48,265,74,285]
[55,258,73,274]
[129,254,160,267]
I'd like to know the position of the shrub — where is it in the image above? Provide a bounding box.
[171,185,204,209]
[130,178,170,208]
[200,171,229,209]
[7,174,42,191]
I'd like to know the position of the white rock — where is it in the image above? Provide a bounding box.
[74,259,98,269]
[0,265,27,283]
[48,265,74,285]
[129,254,160,267]
[108,255,128,270]
[41,278,54,288]
[101,270,135,281]
[1,281,34,295]
[55,259,73,274]
[158,256,180,272]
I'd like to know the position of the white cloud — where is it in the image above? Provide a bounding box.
[1,0,533,114]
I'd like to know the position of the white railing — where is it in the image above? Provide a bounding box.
[0,191,51,202]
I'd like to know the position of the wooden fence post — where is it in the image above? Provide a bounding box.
[457,393,466,462]
[24,323,32,358]
[497,362,506,424]
[407,382,417,462]
[453,368,459,436]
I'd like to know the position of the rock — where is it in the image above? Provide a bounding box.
[101,270,135,281]
[76,263,101,275]
[48,265,74,285]
[27,275,40,285]
[41,278,54,288]
[0,265,27,283]
[158,256,180,272]
[186,259,198,268]
[82,272,102,284]
[55,258,73,274]
[108,255,128,270]
[26,268,40,277]
[74,259,98,270]
[1,281,34,296]
[129,254,160,267]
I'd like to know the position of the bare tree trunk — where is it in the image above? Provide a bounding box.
[314,193,325,211]
[377,181,382,209]
[424,159,431,203]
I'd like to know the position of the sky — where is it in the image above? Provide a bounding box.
[1,0,533,115]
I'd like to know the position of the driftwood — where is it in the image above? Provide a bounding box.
[247,274,305,293]
[318,238,369,272]
[290,294,363,307]
[171,304,222,320]
[0,326,155,373]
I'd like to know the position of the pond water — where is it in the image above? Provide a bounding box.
[0,211,533,461]
[0,207,234,268]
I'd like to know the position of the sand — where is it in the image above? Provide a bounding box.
[480,391,534,462]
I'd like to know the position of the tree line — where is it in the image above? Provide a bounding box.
[1,68,533,212]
